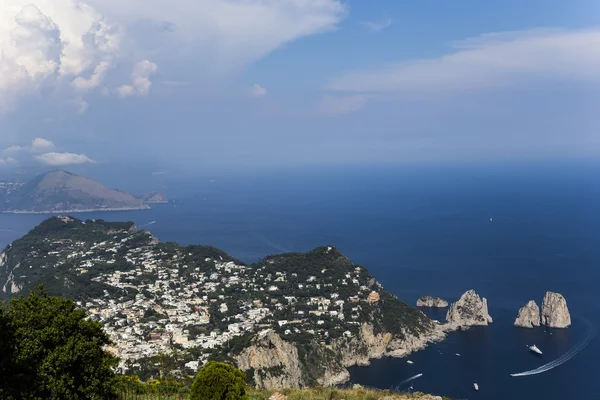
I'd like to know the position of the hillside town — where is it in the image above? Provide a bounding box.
[0,217,388,375]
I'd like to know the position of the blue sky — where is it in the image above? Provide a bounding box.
[0,0,599,175]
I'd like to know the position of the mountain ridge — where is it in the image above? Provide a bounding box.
[0,170,150,213]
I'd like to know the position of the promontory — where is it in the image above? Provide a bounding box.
[0,216,448,388]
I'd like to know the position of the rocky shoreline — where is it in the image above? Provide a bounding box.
[234,290,501,389]
[234,322,450,389]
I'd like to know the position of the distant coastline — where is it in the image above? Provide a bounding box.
[1,206,151,214]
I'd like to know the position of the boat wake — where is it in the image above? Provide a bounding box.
[139,221,156,228]
[253,233,290,253]
[511,319,596,377]
[396,373,423,386]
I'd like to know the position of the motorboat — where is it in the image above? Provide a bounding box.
[407,360,413,364]
[473,383,479,391]
[455,353,461,356]
[528,344,543,355]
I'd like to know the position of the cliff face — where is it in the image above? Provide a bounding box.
[446,290,493,328]
[235,323,447,390]
[541,291,571,328]
[234,330,350,389]
[514,300,541,328]
[417,296,448,308]
[235,330,311,389]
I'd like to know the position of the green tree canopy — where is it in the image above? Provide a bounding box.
[1,286,119,400]
[190,361,248,400]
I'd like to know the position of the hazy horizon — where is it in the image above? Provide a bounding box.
[1,0,599,172]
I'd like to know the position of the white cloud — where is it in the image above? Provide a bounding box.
[250,84,267,98]
[2,145,25,154]
[361,17,392,33]
[0,0,122,112]
[35,152,96,166]
[75,98,89,113]
[327,28,600,93]
[89,0,346,73]
[0,157,17,166]
[1,0,346,113]
[31,137,55,152]
[71,61,111,91]
[317,95,366,115]
[1,138,55,154]
[117,60,158,98]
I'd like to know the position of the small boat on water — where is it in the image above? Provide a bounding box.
[407,360,414,364]
[473,383,479,391]
[528,344,543,355]
[455,353,460,356]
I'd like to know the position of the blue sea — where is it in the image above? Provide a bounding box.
[1,162,598,400]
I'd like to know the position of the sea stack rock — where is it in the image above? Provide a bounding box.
[514,300,541,328]
[541,291,571,328]
[417,296,449,308]
[446,290,493,328]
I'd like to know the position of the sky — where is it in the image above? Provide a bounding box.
[0,0,599,175]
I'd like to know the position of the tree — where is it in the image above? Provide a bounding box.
[0,307,15,399]
[190,361,248,400]
[3,286,119,400]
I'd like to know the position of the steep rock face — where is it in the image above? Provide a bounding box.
[446,290,493,328]
[514,300,541,328]
[541,291,571,328]
[234,330,349,389]
[417,296,448,308]
[236,323,448,390]
[235,330,306,389]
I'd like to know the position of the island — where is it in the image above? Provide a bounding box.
[416,296,448,308]
[0,170,151,213]
[0,217,448,388]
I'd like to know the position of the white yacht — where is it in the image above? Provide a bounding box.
[473,383,479,391]
[528,344,543,355]
[455,353,461,356]
[407,360,414,364]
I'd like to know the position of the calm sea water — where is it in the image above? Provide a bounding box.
[1,162,598,400]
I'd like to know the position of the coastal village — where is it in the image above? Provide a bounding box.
[0,217,386,375]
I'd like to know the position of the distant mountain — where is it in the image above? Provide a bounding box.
[141,191,168,204]
[0,170,149,213]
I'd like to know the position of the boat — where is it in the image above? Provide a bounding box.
[455,353,461,356]
[407,360,414,364]
[528,344,543,355]
[473,383,479,391]
[490,217,493,222]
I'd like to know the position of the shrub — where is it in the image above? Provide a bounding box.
[190,361,248,400]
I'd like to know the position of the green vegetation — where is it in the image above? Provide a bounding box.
[0,286,119,399]
[190,361,248,400]
[115,384,449,400]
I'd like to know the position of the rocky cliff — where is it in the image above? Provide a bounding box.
[416,296,448,308]
[446,290,492,329]
[514,300,541,328]
[235,323,447,389]
[541,291,571,328]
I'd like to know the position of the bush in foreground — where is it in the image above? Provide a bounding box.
[1,286,119,399]
[190,361,248,400]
